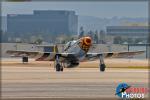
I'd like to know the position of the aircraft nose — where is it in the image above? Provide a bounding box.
[84,37,92,46]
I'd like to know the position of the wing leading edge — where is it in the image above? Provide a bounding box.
[85,50,145,61]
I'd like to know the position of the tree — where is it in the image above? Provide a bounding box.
[35,38,43,44]
[78,26,84,38]
[113,36,123,44]
[128,38,134,44]
[99,30,106,44]
[134,38,143,44]
[94,30,99,44]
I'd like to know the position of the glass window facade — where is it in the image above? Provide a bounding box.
[106,26,148,37]
[7,10,78,36]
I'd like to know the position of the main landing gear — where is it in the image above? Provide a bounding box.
[99,54,106,72]
[55,55,63,72]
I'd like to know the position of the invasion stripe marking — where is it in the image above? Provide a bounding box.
[36,53,50,61]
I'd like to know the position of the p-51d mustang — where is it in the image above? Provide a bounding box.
[7,36,144,72]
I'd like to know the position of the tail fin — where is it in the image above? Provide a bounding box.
[53,45,59,53]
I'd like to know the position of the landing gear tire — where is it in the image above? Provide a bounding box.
[100,64,106,72]
[56,64,61,71]
[56,63,63,72]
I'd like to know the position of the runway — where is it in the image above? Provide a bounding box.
[1,60,149,99]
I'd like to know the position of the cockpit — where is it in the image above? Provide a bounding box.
[64,40,76,51]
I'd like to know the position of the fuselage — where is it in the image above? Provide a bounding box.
[35,37,92,68]
[63,36,92,61]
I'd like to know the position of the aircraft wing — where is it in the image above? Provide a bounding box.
[84,50,144,61]
[6,50,75,61]
[6,50,40,58]
[6,50,144,61]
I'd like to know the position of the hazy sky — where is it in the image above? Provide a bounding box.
[2,1,148,18]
